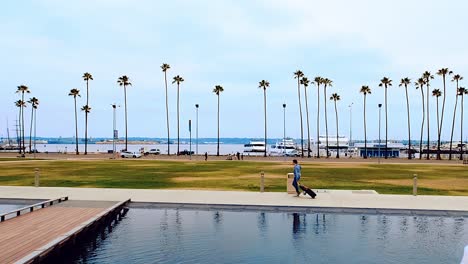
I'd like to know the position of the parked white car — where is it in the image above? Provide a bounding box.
[121,151,142,158]
[145,148,161,155]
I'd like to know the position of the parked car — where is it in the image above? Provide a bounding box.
[121,151,142,158]
[144,148,161,155]
[285,150,300,157]
[177,149,194,155]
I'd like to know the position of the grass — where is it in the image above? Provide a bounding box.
[0,159,466,195]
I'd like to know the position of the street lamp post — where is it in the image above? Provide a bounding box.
[378,103,382,164]
[111,104,119,159]
[349,103,353,147]
[195,104,199,156]
[283,103,286,158]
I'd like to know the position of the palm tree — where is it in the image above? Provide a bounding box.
[82,72,93,155]
[172,75,184,155]
[300,77,311,157]
[68,89,81,155]
[294,70,304,157]
[81,105,91,137]
[399,78,412,159]
[378,77,392,159]
[436,68,452,159]
[14,100,26,154]
[161,63,171,155]
[432,89,442,159]
[16,85,30,155]
[415,78,426,159]
[330,93,341,158]
[360,86,371,159]
[449,74,463,160]
[213,85,224,156]
[422,71,434,160]
[117,75,132,151]
[313,77,323,158]
[460,87,467,160]
[322,78,333,157]
[259,80,270,157]
[27,97,39,153]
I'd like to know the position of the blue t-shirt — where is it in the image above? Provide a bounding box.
[293,164,301,181]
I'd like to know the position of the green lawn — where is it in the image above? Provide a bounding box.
[0,159,466,195]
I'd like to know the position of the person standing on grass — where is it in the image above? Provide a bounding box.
[205,152,208,161]
[292,159,301,197]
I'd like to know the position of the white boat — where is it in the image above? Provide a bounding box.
[270,138,297,156]
[243,140,266,154]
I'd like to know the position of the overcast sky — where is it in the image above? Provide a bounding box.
[1,0,467,141]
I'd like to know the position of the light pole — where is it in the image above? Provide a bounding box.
[189,119,192,160]
[111,104,119,159]
[283,103,286,158]
[378,103,382,164]
[195,104,199,156]
[348,103,353,146]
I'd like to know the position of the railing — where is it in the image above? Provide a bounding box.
[0,196,68,222]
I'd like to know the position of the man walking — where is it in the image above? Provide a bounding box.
[292,159,301,197]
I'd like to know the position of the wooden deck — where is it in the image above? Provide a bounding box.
[0,200,128,264]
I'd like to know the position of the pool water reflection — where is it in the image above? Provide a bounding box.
[68,208,467,264]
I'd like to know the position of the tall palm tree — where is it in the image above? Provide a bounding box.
[460,87,467,160]
[213,85,224,156]
[399,78,412,159]
[172,75,184,155]
[16,85,30,155]
[313,77,323,158]
[330,93,340,158]
[415,78,426,160]
[69,89,81,155]
[378,77,392,159]
[322,78,333,157]
[161,63,171,155]
[117,75,132,151]
[259,80,270,157]
[27,97,39,153]
[360,86,371,159]
[436,68,452,158]
[422,71,434,160]
[82,72,93,155]
[81,105,91,140]
[14,100,26,154]
[300,77,311,157]
[449,74,463,160]
[294,70,304,157]
[432,89,442,159]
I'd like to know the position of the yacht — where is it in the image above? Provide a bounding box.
[270,138,297,156]
[243,140,266,154]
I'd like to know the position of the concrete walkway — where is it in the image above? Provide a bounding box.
[1,186,468,215]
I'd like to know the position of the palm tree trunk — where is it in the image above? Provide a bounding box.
[324,86,329,157]
[177,84,180,155]
[436,97,440,160]
[217,94,220,156]
[449,88,459,160]
[17,107,21,154]
[316,84,320,158]
[124,85,128,151]
[461,94,465,160]
[85,80,89,155]
[335,100,339,158]
[419,88,425,160]
[364,95,367,159]
[264,89,267,158]
[297,79,303,158]
[405,85,411,159]
[439,75,446,160]
[384,86,388,159]
[74,97,79,155]
[29,105,34,153]
[304,86,311,157]
[164,72,170,155]
[426,84,430,160]
[21,92,25,155]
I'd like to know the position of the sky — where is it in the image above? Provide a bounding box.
[1,0,467,141]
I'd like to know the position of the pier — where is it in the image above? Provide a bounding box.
[0,197,130,264]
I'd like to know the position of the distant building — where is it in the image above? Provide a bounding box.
[354,142,405,158]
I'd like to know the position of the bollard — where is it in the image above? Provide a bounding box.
[413,174,418,196]
[260,171,265,192]
[34,168,40,187]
